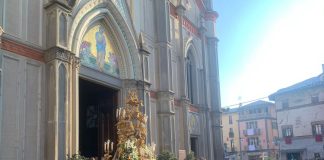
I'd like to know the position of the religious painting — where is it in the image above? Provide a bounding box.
[188,113,200,135]
[79,24,120,77]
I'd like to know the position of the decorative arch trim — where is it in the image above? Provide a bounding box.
[68,0,141,80]
[184,37,203,69]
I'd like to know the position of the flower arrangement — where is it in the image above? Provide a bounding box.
[114,90,156,160]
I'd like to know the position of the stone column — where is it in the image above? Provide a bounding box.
[181,98,191,154]
[207,37,224,160]
[154,0,176,153]
[157,91,176,152]
[44,48,79,160]
[44,1,79,159]
[176,3,186,98]
[139,34,153,144]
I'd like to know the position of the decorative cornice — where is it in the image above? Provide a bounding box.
[44,47,75,63]
[176,4,186,17]
[157,91,175,99]
[195,0,206,12]
[206,36,219,45]
[44,0,72,11]
[183,18,200,37]
[189,106,199,113]
[1,38,44,62]
[170,3,178,19]
[204,10,218,22]
[277,100,324,112]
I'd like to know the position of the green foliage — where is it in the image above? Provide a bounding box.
[67,154,90,160]
[157,151,177,160]
[185,151,196,160]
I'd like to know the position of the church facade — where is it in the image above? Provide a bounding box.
[0,0,223,159]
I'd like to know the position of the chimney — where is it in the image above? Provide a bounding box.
[322,64,324,73]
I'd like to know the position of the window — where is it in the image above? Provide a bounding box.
[248,137,259,146]
[186,51,196,103]
[246,121,258,129]
[229,115,233,124]
[168,51,173,91]
[282,100,289,109]
[257,108,262,113]
[312,123,324,135]
[272,121,278,129]
[314,153,321,159]
[311,95,319,104]
[143,56,149,81]
[265,107,269,113]
[282,126,293,137]
[229,128,234,138]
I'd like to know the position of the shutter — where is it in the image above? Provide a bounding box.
[282,128,285,137]
[312,125,316,135]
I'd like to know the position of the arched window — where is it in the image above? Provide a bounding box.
[186,51,196,103]
[59,14,67,46]
[58,64,66,159]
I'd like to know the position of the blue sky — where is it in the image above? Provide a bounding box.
[213,0,324,108]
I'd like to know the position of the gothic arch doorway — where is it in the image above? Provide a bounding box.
[79,78,118,159]
[77,22,123,159]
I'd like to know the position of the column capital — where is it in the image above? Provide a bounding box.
[206,36,219,44]
[176,4,186,16]
[45,47,75,63]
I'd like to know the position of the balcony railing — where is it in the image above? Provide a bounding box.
[315,135,323,142]
[243,128,261,136]
[284,137,292,144]
[244,145,262,151]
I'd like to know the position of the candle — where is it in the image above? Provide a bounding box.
[111,142,114,151]
[104,142,107,152]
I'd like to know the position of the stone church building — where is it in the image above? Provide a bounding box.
[0,0,223,159]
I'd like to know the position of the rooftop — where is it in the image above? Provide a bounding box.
[269,73,324,100]
[239,100,274,110]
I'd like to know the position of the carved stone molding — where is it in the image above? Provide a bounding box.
[157,91,175,101]
[45,47,78,65]
[45,0,73,11]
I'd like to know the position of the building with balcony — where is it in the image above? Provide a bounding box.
[269,65,324,160]
[238,101,279,160]
[222,108,241,160]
